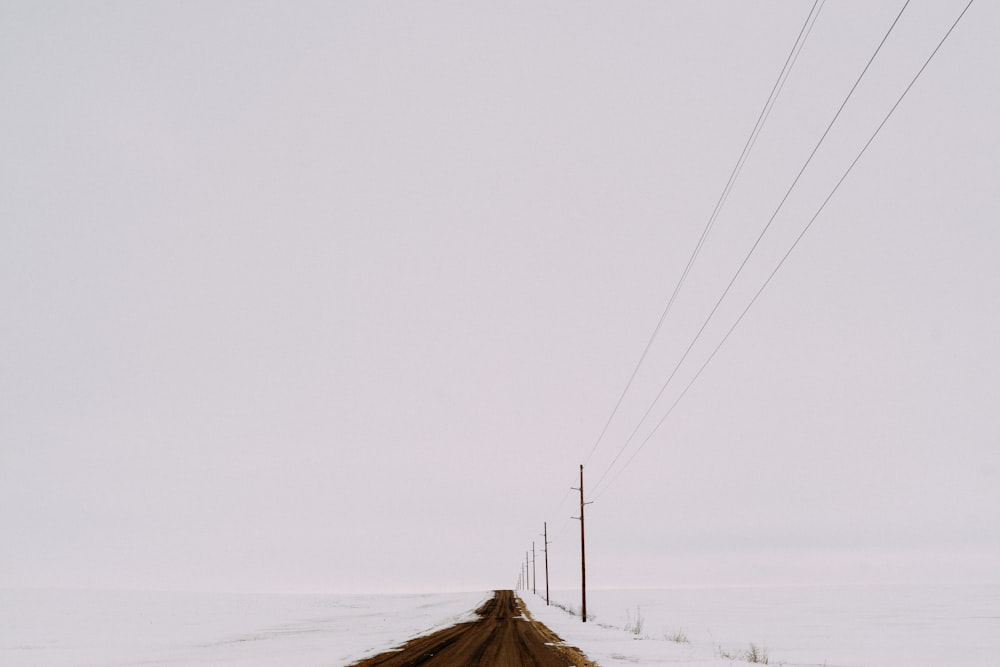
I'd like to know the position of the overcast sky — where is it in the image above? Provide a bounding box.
[2,1,998,595]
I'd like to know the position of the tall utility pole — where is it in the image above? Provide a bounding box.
[571,464,592,622]
[525,551,529,594]
[543,522,550,605]
[532,541,537,595]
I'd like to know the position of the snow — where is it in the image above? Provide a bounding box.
[520,584,1000,667]
[0,588,488,666]
[3,584,997,666]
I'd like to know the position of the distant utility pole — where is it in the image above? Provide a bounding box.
[571,464,592,622]
[532,541,537,595]
[525,550,529,595]
[543,521,550,605]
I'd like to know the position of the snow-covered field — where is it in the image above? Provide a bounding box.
[0,588,487,666]
[522,583,1000,667]
[2,584,997,666]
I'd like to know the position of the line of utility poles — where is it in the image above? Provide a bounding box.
[516,465,590,621]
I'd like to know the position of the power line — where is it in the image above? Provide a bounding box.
[594,0,977,499]
[589,0,913,498]
[545,0,825,552]
[580,0,826,469]
[542,0,827,562]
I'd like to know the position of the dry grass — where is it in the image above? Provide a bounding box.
[718,643,770,664]
[665,629,689,643]
[624,606,645,638]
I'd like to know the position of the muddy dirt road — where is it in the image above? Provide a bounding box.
[349,590,594,667]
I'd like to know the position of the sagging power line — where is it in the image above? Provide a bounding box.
[592,0,976,499]
[581,0,826,473]
[539,0,829,560]
[590,0,915,499]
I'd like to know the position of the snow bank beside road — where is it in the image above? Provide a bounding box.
[519,584,1000,667]
[520,591,730,667]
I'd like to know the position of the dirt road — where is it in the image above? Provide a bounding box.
[349,590,595,667]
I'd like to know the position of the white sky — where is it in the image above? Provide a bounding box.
[2,1,998,595]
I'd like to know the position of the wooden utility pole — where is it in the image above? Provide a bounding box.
[543,521,550,605]
[571,464,591,622]
[532,541,537,595]
[579,464,587,623]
